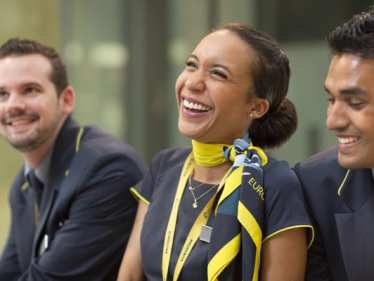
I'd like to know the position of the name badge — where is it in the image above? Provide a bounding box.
[199,225,213,243]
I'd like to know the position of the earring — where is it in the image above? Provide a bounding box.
[249,112,254,118]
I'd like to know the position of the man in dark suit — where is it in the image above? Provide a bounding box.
[294,8,374,281]
[0,38,145,280]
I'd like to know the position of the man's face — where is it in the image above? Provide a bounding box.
[0,54,73,152]
[325,54,374,168]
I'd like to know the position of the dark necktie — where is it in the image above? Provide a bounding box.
[27,171,44,208]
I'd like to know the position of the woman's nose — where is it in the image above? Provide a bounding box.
[185,71,205,92]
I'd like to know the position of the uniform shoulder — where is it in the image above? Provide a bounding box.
[294,146,348,195]
[79,125,146,174]
[81,126,139,157]
[295,146,340,175]
[150,147,191,170]
[263,157,299,191]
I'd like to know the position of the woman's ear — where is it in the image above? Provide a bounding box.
[250,98,270,119]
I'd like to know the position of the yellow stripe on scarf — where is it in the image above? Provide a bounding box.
[207,234,241,281]
[238,201,262,281]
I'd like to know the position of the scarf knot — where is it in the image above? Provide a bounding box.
[223,138,268,168]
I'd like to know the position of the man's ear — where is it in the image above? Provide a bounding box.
[250,97,270,119]
[59,86,75,116]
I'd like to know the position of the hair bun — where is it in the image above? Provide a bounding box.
[249,98,297,149]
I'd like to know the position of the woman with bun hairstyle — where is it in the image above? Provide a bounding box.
[117,23,313,281]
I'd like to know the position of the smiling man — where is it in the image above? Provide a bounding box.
[0,38,145,281]
[294,8,374,281]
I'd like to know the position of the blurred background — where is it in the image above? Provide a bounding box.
[0,0,371,251]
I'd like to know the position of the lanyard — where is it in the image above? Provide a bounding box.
[162,153,231,281]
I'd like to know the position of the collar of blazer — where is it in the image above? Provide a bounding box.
[32,117,85,257]
[336,168,374,211]
[46,117,83,189]
[334,167,374,281]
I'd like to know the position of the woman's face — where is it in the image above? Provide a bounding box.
[175,29,262,144]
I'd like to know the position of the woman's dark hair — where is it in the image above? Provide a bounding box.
[328,7,374,59]
[216,23,297,149]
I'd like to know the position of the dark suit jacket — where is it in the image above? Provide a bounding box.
[294,146,374,281]
[0,118,145,281]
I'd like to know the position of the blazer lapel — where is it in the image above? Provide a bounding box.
[12,170,37,269]
[32,188,57,257]
[32,118,80,257]
[334,168,374,281]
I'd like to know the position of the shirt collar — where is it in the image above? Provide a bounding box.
[24,146,54,185]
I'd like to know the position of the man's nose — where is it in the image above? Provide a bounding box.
[5,93,27,113]
[326,102,349,131]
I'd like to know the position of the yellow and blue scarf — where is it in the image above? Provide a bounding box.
[204,138,268,281]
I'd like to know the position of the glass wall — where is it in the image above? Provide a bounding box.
[61,0,129,138]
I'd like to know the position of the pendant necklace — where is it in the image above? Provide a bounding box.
[188,175,218,208]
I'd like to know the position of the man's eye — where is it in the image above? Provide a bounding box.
[0,91,9,99]
[185,60,198,70]
[348,99,366,109]
[24,87,39,95]
[326,97,335,104]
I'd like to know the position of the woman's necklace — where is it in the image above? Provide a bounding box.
[188,175,218,208]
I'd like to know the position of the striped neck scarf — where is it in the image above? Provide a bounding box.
[206,138,268,281]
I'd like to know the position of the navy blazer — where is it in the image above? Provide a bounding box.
[0,118,145,281]
[294,146,374,281]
